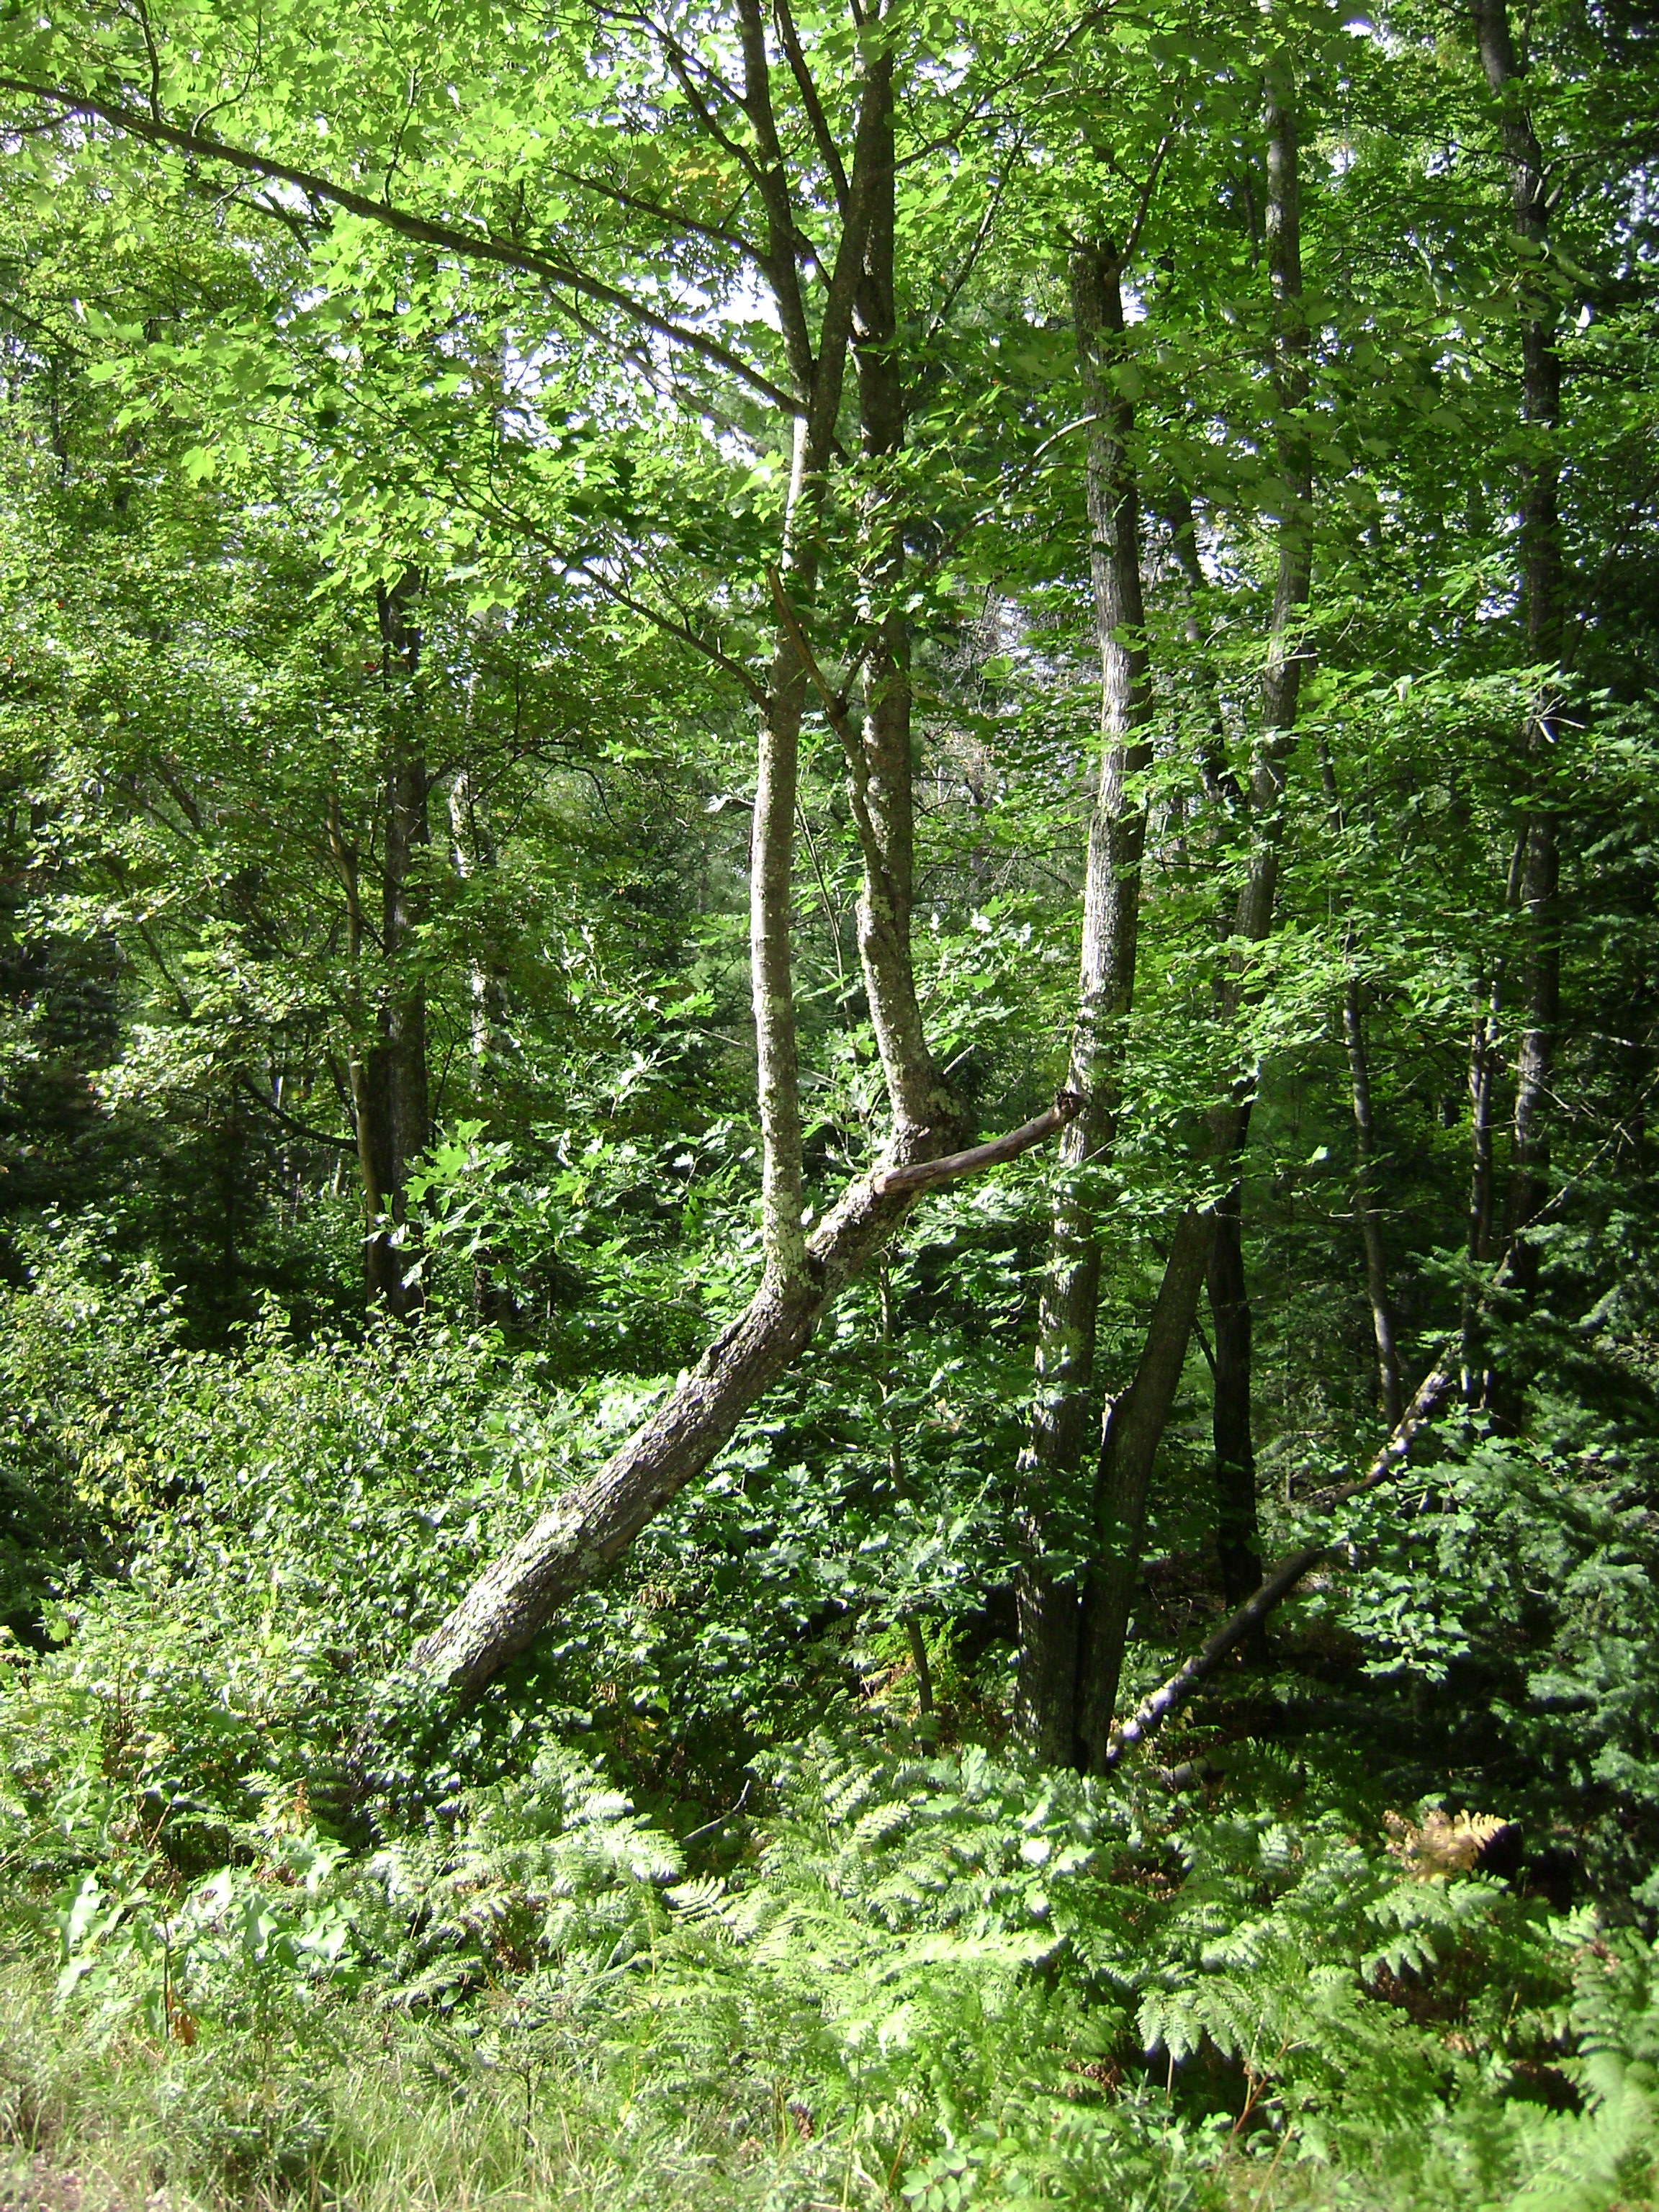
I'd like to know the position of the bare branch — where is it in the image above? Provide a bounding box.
[873,1090,1084,1195]
[772,0,850,212]
[1102,1354,1460,1768]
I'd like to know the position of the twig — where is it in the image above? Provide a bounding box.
[679,1779,752,1844]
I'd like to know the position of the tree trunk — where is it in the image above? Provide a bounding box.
[410,39,991,1706]
[1462,831,1529,1397]
[850,97,958,1161]
[1317,742,1403,1425]
[366,572,431,1319]
[1250,53,1314,845]
[1470,0,1563,1306]
[1341,983,1403,1424]
[1075,1207,1215,1769]
[1166,490,1237,813]
[1012,241,1154,1763]
[413,1097,1079,1697]
[327,585,431,1327]
[1067,60,1313,1758]
[1206,1183,1264,1609]
[447,769,512,1074]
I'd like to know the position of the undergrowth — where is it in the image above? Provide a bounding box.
[3,1263,1659,2209]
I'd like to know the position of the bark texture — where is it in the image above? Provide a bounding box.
[1012,241,1154,1764]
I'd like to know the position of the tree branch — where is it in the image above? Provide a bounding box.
[236,1076,356,1154]
[771,0,850,212]
[0,77,804,416]
[1102,1354,1459,1767]
[871,1090,1084,1195]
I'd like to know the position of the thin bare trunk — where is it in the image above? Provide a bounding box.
[1166,491,1236,812]
[1471,0,1563,1306]
[1462,831,1528,1398]
[904,1617,934,1715]
[448,770,512,1071]
[1317,744,1403,1425]
[1207,1184,1264,1606]
[1012,241,1154,1764]
[372,572,431,1319]
[327,582,430,1326]
[1341,984,1403,1424]
[1462,976,1501,1400]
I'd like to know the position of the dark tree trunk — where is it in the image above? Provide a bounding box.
[1462,832,1527,1401]
[1470,0,1564,1307]
[1207,1182,1264,1611]
[1066,59,1313,1760]
[1317,742,1404,1425]
[1013,240,1154,1764]
[1341,983,1403,1425]
[1075,1208,1215,1770]
[360,572,431,1319]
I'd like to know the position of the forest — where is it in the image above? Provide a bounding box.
[0,0,1656,2203]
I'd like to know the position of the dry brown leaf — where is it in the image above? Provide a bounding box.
[1383,1807,1511,1877]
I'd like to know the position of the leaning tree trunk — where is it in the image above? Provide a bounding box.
[1471,0,1563,1309]
[1075,1206,1215,1768]
[413,39,1003,1707]
[1069,56,1314,1762]
[413,1101,1077,1699]
[1012,240,1155,1765]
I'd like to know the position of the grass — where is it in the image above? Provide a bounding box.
[4,1956,1655,2212]
[0,1963,841,2212]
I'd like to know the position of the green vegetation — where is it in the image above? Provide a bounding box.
[1,0,1657,2202]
